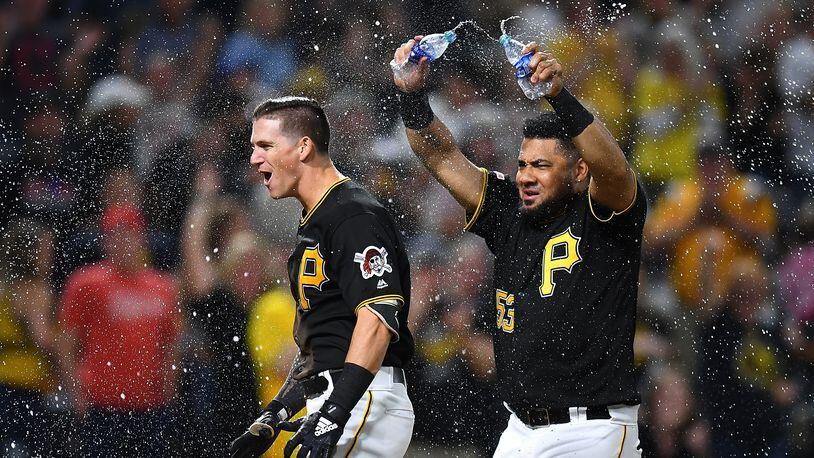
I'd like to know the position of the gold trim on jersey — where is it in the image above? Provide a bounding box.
[300,177,350,226]
[463,168,489,231]
[354,294,405,314]
[587,173,639,223]
[344,390,373,458]
[615,424,627,458]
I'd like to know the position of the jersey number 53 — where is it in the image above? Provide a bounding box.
[495,228,582,333]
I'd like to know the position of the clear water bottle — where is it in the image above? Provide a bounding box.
[499,33,551,100]
[390,31,457,79]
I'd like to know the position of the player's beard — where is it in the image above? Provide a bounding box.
[519,180,578,226]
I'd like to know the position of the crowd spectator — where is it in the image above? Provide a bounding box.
[57,204,181,457]
[246,242,299,457]
[407,242,499,455]
[698,256,794,457]
[179,182,261,455]
[639,365,708,457]
[0,218,60,457]
[217,0,298,92]
[777,7,814,194]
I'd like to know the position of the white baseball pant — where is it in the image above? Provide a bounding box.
[494,404,642,457]
[305,366,414,457]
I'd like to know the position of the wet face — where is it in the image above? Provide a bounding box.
[250,116,303,199]
[516,138,577,214]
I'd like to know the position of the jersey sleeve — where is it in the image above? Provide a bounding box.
[587,174,648,235]
[329,212,406,341]
[464,168,520,252]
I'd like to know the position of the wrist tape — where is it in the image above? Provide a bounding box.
[262,399,290,423]
[398,90,434,130]
[544,88,594,138]
[325,363,374,418]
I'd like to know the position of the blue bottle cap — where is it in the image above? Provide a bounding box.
[444,30,457,43]
[499,34,511,46]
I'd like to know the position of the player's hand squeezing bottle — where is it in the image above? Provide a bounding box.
[500,33,551,100]
[390,31,457,79]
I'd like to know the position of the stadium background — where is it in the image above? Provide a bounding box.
[1,0,813,456]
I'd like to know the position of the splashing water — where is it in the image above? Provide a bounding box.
[453,19,499,42]
[428,20,502,72]
[500,16,522,37]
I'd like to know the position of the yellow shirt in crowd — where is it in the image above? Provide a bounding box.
[247,287,298,457]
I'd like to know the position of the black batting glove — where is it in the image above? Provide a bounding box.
[283,401,350,458]
[231,401,290,458]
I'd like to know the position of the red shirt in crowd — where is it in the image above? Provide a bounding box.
[59,262,181,410]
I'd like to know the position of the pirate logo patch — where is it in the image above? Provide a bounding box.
[353,246,393,279]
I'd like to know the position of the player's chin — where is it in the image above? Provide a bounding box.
[267,186,286,200]
[267,181,291,200]
[519,197,544,213]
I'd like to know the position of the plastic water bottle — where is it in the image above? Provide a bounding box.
[499,33,551,100]
[390,31,457,79]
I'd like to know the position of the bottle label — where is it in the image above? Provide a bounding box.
[513,52,534,79]
[408,44,432,64]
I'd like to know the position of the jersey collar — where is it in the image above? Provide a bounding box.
[300,177,350,226]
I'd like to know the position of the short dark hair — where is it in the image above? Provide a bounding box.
[523,112,579,162]
[252,96,330,154]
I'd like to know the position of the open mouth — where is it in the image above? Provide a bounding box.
[261,171,272,185]
[521,188,540,202]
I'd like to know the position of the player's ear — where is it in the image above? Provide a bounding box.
[298,137,313,162]
[574,157,589,183]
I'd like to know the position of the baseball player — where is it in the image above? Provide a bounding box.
[392,37,645,456]
[230,96,415,458]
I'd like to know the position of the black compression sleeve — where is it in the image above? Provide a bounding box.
[269,353,307,419]
[325,362,375,412]
[544,87,595,138]
[398,90,434,130]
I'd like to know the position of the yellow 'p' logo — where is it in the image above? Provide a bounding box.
[539,228,582,297]
[298,244,328,310]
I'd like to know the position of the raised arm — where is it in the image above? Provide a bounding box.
[525,43,636,212]
[181,166,221,299]
[392,36,484,214]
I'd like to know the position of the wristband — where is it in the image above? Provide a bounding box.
[263,399,290,423]
[319,400,351,426]
[325,363,375,414]
[544,88,594,138]
[249,399,289,437]
[398,90,434,130]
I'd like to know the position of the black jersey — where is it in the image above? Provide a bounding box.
[287,178,414,379]
[465,169,646,408]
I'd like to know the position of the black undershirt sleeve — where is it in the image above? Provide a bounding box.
[266,352,307,420]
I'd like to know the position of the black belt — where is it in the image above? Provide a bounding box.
[301,367,406,398]
[509,403,611,427]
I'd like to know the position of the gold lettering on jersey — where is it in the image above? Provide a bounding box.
[298,244,328,310]
[495,289,515,333]
[539,227,582,297]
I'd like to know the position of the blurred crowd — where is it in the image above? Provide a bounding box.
[1,0,813,456]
